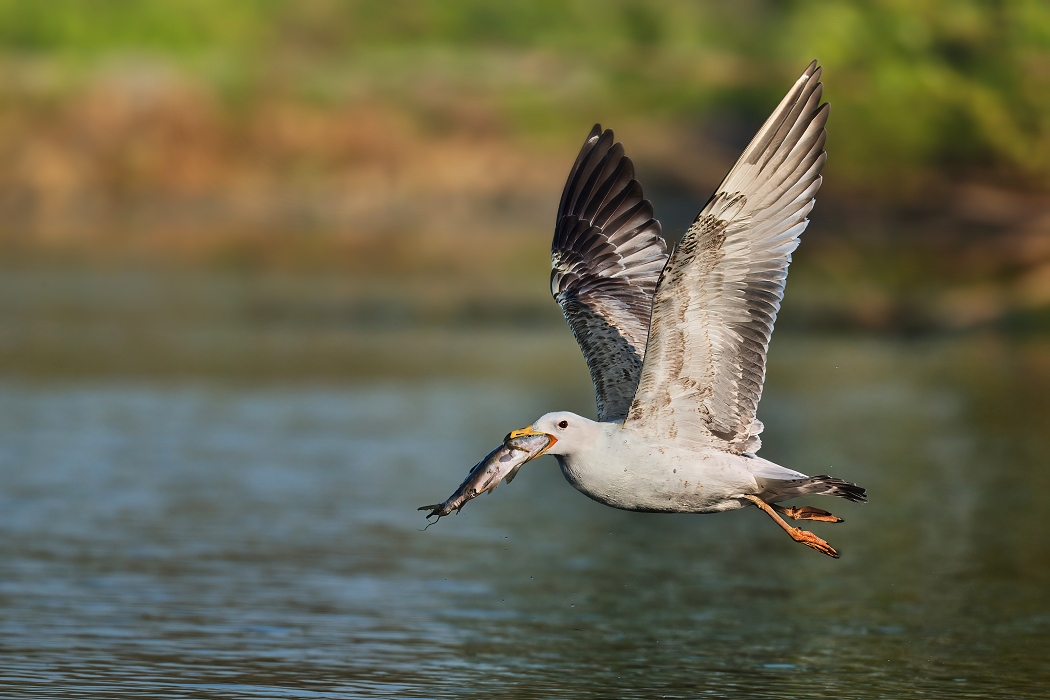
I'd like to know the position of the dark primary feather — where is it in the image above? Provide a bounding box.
[551,125,668,421]
[757,475,868,504]
[626,61,829,453]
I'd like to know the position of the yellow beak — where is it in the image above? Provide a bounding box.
[506,425,557,459]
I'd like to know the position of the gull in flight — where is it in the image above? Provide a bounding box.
[420,62,866,558]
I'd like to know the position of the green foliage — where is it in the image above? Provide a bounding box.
[0,0,1046,189]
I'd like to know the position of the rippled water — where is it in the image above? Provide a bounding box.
[1,336,1048,698]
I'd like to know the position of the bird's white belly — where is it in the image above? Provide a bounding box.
[555,429,757,513]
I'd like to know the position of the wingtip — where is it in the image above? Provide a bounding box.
[798,60,822,87]
[582,123,615,152]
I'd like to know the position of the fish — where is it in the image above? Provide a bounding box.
[418,433,552,519]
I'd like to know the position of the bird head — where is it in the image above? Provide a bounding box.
[506,411,592,458]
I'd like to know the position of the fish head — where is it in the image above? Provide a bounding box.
[503,429,556,460]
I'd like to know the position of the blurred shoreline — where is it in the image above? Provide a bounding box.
[2,1,1050,374]
[4,265,1050,383]
[3,62,1049,338]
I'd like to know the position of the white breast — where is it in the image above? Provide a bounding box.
[554,423,758,513]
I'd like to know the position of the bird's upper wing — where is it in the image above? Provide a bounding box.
[625,62,828,453]
[551,125,669,422]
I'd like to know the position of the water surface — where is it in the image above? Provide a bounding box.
[0,335,1048,698]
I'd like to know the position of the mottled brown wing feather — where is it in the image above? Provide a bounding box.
[551,125,668,421]
[626,62,829,453]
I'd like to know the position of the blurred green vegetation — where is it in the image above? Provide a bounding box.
[0,0,1047,190]
[1,0,1049,346]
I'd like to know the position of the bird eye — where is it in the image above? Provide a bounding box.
[558,420,569,429]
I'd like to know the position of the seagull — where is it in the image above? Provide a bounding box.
[420,61,866,558]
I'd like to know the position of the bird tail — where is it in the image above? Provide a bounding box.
[757,475,867,504]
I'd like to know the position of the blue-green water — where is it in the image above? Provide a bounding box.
[0,334,1048,698]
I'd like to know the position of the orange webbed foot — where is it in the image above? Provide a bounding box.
[787,526,839,558]
[774,505,843,523]
[743,494,842,559]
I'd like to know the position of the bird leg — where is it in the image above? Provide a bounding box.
[772,504,842,523]
[742,495,839,558]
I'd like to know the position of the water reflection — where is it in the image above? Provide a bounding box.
[0,335,1047,698]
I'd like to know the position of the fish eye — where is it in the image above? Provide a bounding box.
[558,420,569,429]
